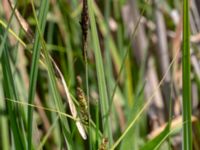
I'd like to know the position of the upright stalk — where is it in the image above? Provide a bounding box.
[182,0,192,149]
[87,0,113,146]
[81,0,91,148]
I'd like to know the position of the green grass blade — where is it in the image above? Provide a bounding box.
[140,123,183,150]
[31,1,74,149]
[0,2,17,58]
[0,36,25,149]
[27,1,50,149]
[0,78,10,150]
[88,0,113,146]
[110,44,180,150]
[182,0,192,149]
[140,126,170,150]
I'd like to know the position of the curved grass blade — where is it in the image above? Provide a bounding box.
[140,123,181,150]
[31,0,88,147]
[1,14,86,141]
[140,125,171,150]
[141,116,197,150]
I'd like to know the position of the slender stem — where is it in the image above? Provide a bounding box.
[182,0,192,149]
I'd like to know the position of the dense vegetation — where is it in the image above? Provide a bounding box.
[0,0,200,149]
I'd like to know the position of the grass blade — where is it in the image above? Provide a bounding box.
[0,2,17,58]
[140,125,170,150]
[0,36,25,149]
[182,0,192,149]
[27,1,49,149]
[110,44,180,150]
[30,1,82,148]
[88,0,113,145]
[0,68,10,150]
